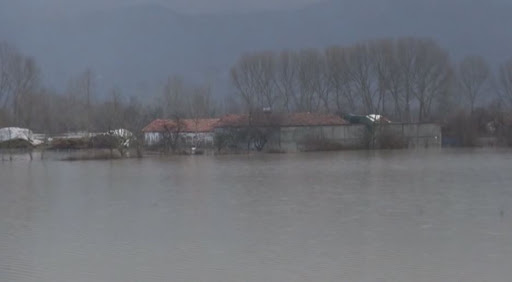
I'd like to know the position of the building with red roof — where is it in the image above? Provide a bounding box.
[214,112,348,128]
[142,113,350,150]
[142,118,220,147]
[212,112,360,152]
[142,112,441,152]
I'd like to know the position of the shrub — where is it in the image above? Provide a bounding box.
[214,131,234,152]
[442,111,479,147]
[496,118,512,146]
[0,139,33,149]
[50,138,90,150]
[90,134,120,149]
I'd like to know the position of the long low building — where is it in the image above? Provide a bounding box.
[142,113,442,152]
[214,112,364,152]
[214,113,442,152]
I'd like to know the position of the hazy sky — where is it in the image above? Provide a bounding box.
[7,0,325,14]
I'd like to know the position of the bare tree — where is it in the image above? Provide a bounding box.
[245,111,284,151]
[186,84,216,148]
[308,50,330,112]
[345,43,377,114]
[390,38,453,122]
[123,96,159,157]
[82,69,94,113]
[296,49,325,112]
[188,84,216,118]
[65,69,96,132]
[0,42,40,126]
[11,57,39,127]
[31,88,56,135]
[325,46,356,114]
[231,52,279,112]
[371,39,397,116]
[411,40,452,122]
[99,87,124,131]
[0,42,16,109]
[375,40,405,120]
[80,69,95,131]
[273,50,297,112]
[396,38,421,122]
[62,80,83,132]
[231,55,259,111]
[162,75,187,119]
[255,52,278,110]
[457,55,490,113]
[161,116,186,153]
[498,58,512,107]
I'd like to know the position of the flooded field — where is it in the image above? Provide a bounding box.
[1,149,512,281]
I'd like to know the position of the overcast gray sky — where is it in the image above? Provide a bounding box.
[7,0,325,14]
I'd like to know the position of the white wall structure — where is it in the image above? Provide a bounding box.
[142,118,220,149]
[144,131,215,148]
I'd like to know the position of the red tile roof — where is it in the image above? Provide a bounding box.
[142,118,220,133]
[143,113,347,133]
[215,112,348,128]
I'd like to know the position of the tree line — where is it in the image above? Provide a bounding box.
[2,37,512,138]
[0,41,220,135]
[231,37,512,123]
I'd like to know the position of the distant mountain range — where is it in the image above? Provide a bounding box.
[1,0,511,97]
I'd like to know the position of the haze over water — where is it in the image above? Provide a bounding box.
[1,149,512,281]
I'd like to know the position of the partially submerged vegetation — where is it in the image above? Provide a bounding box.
[2,36,512,160]
[50,138,90,150]
[44,133,139,160]
[0,139,33,149]
[442,107,512,147]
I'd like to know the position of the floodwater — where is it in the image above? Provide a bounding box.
[1,149,512,282]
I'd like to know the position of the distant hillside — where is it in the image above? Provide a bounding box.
[1,0,511,97]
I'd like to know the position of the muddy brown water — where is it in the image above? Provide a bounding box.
[1,149,512,281]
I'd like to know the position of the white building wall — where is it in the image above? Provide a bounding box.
[144,132,215,148]
[144,132,162,146]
